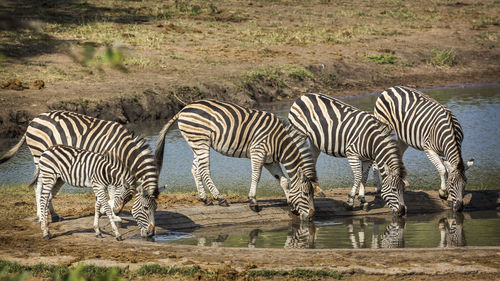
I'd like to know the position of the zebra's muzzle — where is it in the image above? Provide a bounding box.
[141,223,155,238]
[453,200,464,212]
[396,204,407,217]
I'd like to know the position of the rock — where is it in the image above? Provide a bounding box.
[32,80,45,90]
[1,78,28,91]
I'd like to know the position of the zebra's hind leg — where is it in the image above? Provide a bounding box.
[93,185,122,241]
[191,158,213,206]
[193,146,229,207]
[48,179,64,222]
[425,150,448,200]
[38,176,55,240]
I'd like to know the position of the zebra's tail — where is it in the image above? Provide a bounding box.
[0,133,26,164]
[154,111,183,174]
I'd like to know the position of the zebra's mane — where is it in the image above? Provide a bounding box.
[118,131,154,176]
[376,125,407,179]
[102,150,135,182]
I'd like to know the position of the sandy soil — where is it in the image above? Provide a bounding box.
[0,188,498,280]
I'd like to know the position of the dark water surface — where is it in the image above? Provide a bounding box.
[152,210,500,249]
[1,84,499,195]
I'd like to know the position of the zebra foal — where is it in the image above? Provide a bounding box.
[0,110,159,221]
[374,86,473,212]
[155,99,315,220]
[288,93,407,216]
[37,145,157,240]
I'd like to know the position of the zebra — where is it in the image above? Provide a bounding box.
[288,93,407,216]
[374,86,474,212]
[0,110,159,221]
[438,211,465,248]
[155,99,315,220]
[37,145,157,240]
[284,221,318,249]
[379,216,405,248]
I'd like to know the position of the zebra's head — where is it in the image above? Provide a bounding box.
[444,159,474,212]
[380,164,407,217]
[132,185,158,238]
[109,175,136,215]
[289,169,315,221]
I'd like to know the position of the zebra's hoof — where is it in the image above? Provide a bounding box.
[218,198,230,207]
[202,198,214,206]
[249,203,261,212]
[51,216,63,222]
[362,203,369,212]
[96,233,104,238]
[43,234,50,240]
[116,236,123,241]
[343,202,354,211]
[438,189,448,200]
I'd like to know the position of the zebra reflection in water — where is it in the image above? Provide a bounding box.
[247,221,319,249]
[438,211,465,248]
[347,217,406,249]
[284,221,318,249]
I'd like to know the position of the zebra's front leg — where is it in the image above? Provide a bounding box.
[93,185,122,241]
[248,150,265,212]
[94,198,104,238]
[359,161,371,212]
[344,156,363,210]
[102,185,122,223]
[264,162,290,204]
[194,147,229,207]
[425,150,448,200]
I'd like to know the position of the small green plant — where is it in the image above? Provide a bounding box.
[429,49,456,67]
[249,268,341,279]
[365,53,395,64]
[287,66,315,81]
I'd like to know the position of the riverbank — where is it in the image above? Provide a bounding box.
[1,0,499,138]
[0,186,499,280]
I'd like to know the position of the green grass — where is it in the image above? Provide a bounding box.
[365,53,395,64]
[287,66,315,81]
[249,268,341,279]
[429,49,456,67]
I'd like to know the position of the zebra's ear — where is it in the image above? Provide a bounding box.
[465,158,474,171]
[443,161,455,173]
[158,184,167,194]
[121,175,128,189]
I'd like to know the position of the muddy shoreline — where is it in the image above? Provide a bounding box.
[0,188,498,279]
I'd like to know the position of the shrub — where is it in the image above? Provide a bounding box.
[429,49,456,67]
[365,53,395,64]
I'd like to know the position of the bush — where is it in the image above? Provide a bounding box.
[365,53,395,64]
[429,49,456,67]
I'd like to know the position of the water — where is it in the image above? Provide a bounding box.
[1,84,499,194]
[153,211,500,249]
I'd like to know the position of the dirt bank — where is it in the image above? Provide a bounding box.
[0,0,499,138]
[0,187,498,279]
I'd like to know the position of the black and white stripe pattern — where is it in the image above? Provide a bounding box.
[438,212,465,248]
[288,93,407,215]
[0,110,159,219]
[37,145,156,240]
[155,99,315,220]
[374,86,474,212]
